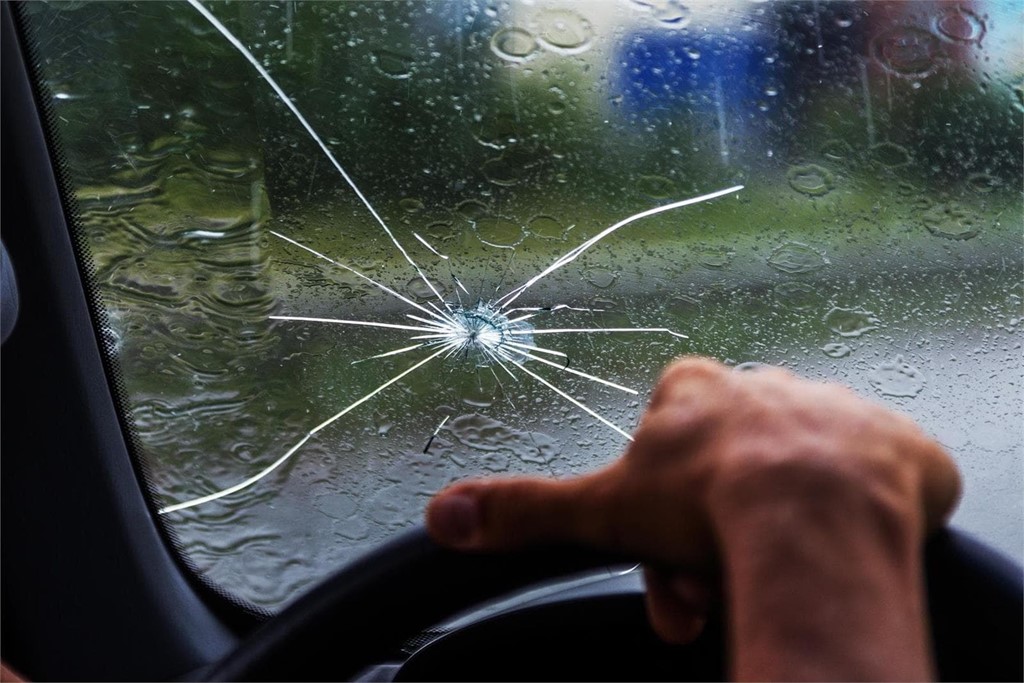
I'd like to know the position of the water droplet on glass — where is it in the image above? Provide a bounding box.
[490,27,538,62]
[824,306,880,337]
[768,242,828,274]
[425,221,455,242]
[934,6,985,44]
[697,246,736,269]
[399,198,424,213]
[868,356,925,398]
[870,26,941,79]
[470,112,519,149]
[835,16,854,29]
[773,281,820,310]
[366,484,413,525]
[336,516,370,541]
[764,85,779,97]
[474,217,525,248]
[869,141,912,168]
[733,361,769,373]
[922,202,982,240]
[370,50,414,79]
[462,390,495,409]
[967,172,1002,194]
[408,277,437,300]
[637,174,674,199]
[351,254,380,272]
[313,493,357,520]
[482,157,524,186]
[666,294,701,316]
[536,9,593,54]
[455,199,488,221]
[1012,83,1024,115]
[585,268,617,289]
[657,1,692,28]
[787,164,835,196]
[821,139,855,162]
[630,0,692,28]
[822,342,852,358]
[528,214,566,240]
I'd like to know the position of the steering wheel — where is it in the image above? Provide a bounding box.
[204,525,1022,682]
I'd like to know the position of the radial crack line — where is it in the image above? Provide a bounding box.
[426,302,450,319]
[516,350,638,395]
[409,333,454,341]
[271,231,449,325]
[307,343,456,437]
[423,415,451,453]
[510,327,689,339]
[442,339,464,358]
[159,344,452,515]
[452,275,470,296]
[504,313,540,325]
[498,349,634,442]
[413,232,449,260]
[497,185,744,310]
[485,346,520,380]
[502,340,567,358]
[405,314,451,331]
[505,305,600,315]
[352,343,427,364]
[188,0,447,308]
[482,358,518,414]
[270,316,442,334]
[158,433,315,515]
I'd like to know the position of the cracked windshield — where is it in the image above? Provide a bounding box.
[24,0,1022,610]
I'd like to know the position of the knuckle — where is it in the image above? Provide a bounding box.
[648,358,729,413]
[659,356,726,385]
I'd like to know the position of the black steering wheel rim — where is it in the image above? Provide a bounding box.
[204,525,1022,682]
[205,527,632,681]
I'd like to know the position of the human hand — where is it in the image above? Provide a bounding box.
[425,357,960,679]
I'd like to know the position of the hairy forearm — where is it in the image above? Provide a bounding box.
[716,470,934,681]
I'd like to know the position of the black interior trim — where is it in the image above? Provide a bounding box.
[1,5,239,679]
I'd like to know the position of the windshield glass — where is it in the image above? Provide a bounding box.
[21,0,1022,611]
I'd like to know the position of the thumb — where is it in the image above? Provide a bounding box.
[425,470,623,552]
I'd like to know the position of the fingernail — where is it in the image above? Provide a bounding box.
[429,493,481,545]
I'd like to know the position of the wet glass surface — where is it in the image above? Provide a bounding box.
[22,0,1022,609]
